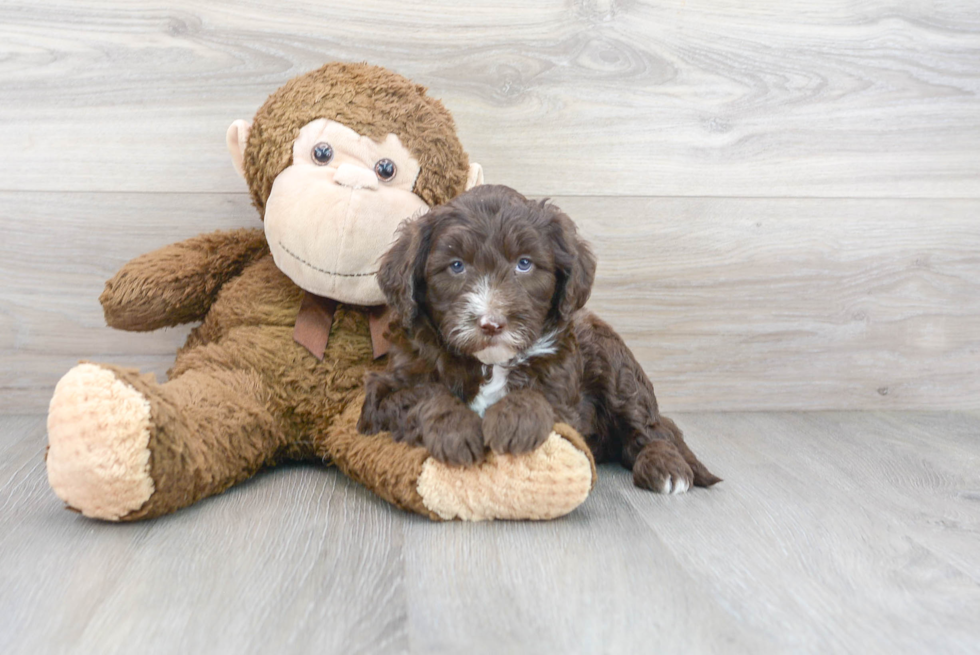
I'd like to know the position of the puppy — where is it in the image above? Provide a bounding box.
[358,185,720,494]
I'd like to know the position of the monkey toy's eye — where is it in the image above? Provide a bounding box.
[312,143,334,165]
[374,158,397,181]
[449,260,466,274]
[516,257,533,273]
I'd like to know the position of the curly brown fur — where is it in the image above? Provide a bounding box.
[359,185,721,489]
[483,389,555,456]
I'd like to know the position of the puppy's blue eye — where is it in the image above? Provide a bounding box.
[516,257,533,272]
[449,260,465,274]
[312,143,333,165]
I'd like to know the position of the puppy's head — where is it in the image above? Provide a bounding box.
[377,185,596,365]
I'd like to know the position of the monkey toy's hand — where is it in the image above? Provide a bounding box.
[100,229,267,331]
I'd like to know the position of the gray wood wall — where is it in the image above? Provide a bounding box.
[2,0,978,412]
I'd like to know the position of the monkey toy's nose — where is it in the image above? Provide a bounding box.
[479,315,507,337]
[333,163,378,190]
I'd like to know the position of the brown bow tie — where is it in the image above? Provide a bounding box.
[293,292,391,361]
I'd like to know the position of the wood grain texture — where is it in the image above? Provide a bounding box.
[3,412,980,654]
[620,411,980,653]
[4,191,977,412]
[0,0,978,197]
[0,416,412,655]
[567,195,980,411]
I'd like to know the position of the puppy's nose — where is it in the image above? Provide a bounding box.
[479,315,507,337]
[333,163,378,190]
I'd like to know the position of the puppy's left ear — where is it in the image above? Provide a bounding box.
[548,205,597,322]
[377,209,435,332]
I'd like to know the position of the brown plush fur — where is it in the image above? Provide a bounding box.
[99,239,438,519]
[360,186,721,491]
[100,229,269,332]
[89,63,477,520]
[244,62,470,213]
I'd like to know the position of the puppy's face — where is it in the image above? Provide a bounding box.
[424,202,558,364]
[378,185,596,365]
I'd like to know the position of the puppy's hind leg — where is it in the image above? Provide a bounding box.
[626,427,696,495]
[576,312,720,493]
[614,375,722,492]
[623,418,722,492]
[655,415,722,488]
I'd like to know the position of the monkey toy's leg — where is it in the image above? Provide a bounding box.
[47,360,597,522]
[575,312,722,494]
[47,361,286,521]
[315,397,597,521]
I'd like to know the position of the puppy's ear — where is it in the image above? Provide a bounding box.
[547,205,597,323]
[377,210,435,332]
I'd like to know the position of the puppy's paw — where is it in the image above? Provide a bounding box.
[420,402,485,466]
[483,391,554,456]
[633,440,694,494]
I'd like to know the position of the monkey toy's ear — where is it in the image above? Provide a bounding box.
[377,211,435,333]
[226,119,252,179]
[465,163,484,191]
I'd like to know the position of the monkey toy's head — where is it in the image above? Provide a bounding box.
[226,62,483,305]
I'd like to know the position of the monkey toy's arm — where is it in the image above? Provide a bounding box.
[100,228,268,331]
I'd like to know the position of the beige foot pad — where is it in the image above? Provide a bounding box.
[46,363,155,521]
[416,424,597,521]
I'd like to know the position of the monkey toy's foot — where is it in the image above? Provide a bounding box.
[416,423,596,521]
[46,363,156,521]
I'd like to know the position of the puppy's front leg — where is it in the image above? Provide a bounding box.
[483,389,555,456]
[358,373,424,442]
[357,371,398,435]
[413,390,485,466]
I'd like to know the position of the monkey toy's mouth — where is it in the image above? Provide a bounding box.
[277,240,378,279]
[262,143,430,305]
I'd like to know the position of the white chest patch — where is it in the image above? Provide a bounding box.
[469,365,510,417]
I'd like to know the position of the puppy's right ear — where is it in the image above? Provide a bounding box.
[377,210,435,332]
[548,206,597,323]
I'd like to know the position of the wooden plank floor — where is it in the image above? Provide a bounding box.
[2,412,978,654]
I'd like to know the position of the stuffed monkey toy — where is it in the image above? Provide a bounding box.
[45,62,596,522]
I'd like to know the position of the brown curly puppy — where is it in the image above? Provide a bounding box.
[358,185,721,493]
